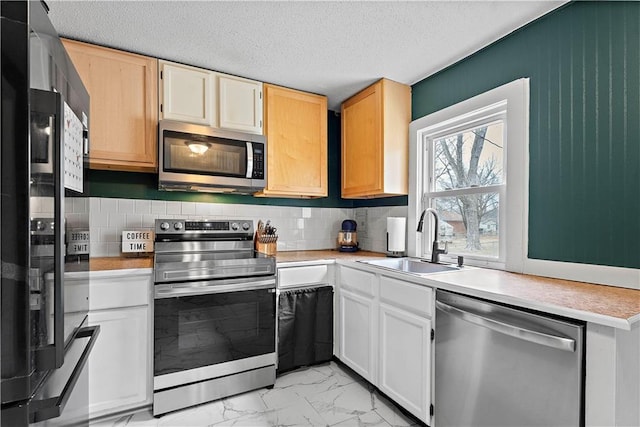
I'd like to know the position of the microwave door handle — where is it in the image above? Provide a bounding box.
[246,142,253,179]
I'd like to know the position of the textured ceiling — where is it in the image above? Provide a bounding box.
[47,0,565,111]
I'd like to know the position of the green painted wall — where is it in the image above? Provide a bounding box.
[412,1,639,269]
[90,111,354,208]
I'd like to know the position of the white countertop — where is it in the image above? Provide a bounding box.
[342,260,640,330]
[88,252,640,330]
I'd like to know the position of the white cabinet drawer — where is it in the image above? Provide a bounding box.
[339,266,377,297]
[380,275,433,317]
[278,265,329,288]
[89,270,152,311]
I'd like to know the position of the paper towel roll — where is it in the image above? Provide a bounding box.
[387,217,406,253]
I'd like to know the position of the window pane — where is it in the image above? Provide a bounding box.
[433,121,504,191]
[432,192,499,258]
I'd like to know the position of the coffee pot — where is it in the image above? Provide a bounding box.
[337,219,359,252]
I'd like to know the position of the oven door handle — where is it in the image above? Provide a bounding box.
[154,277,276,299]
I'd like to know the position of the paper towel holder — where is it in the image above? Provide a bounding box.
[386,217,406,258]
[386,233,405,257]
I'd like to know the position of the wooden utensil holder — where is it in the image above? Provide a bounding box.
[255,241,277,256]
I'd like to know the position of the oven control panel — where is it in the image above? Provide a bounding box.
[155,219,254,236]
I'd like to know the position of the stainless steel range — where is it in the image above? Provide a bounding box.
[152,219,277,416]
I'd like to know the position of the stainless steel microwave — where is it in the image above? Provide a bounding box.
[158,120,266,194]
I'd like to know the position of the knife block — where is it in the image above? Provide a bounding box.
[255,241,277,256]
[255,232,277,256]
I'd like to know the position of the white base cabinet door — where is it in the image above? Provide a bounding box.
[88,306,150,418]
[336,264,434,425]
[339,289,377,383]
[379,302,431,422]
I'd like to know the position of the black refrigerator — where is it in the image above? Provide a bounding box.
[1,1,99,425]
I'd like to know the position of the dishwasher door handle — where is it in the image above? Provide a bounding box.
[435,300,576,352]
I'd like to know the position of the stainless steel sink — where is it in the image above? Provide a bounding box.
[359,257,460,275]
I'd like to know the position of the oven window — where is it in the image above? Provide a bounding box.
[154,288,275,376]
[163,130,247,177]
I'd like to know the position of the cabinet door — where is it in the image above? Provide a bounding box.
[217,74,263,134]
[62,40,157,172]
[339,289,376,383]
[160,61,214,125]
[341,78,410,198]
[88,306,150,419]
[341,81,383,197]
[379,303,431,423]
[261,84,327,197]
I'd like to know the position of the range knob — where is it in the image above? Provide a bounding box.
[230,222,239,231]
[160,222,170,231]
[174,222,183,230]
[36,220,45,231]
[241,222,250,231]
[49,222,55,230]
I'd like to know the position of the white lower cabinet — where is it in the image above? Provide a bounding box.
[379,303,431,422]
[88,306,149,416]
[339,289,377,383]
[88,270,152,420]
[336,264,433,425]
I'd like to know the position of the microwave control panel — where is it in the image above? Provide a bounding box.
[252,143,264,179]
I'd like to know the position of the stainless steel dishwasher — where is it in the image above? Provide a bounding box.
[435,290,584,427]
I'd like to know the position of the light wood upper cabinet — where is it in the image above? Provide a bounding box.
[218,75,263,134]
[341,78,410,198]
[257,84,327,198]
[62,39,158,172]
[159,61,214,125]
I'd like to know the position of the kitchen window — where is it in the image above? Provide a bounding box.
[409,79,529,271]
[427,117,505,260]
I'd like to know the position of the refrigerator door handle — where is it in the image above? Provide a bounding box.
[29,326,100,423]
[435,300,576,352]
[53,89,65,368]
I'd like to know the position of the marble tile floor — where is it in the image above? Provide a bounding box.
[91,361,422,427]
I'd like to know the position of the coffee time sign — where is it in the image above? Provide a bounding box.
[122,230,154,253]
[68,230,90,255]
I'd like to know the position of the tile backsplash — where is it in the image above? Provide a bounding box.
[355,206,409,254]
[87,197,408,257]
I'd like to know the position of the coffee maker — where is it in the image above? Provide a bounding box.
[337,220,359,252]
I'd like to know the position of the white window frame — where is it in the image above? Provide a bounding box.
[408,79,529,272]
[423,108,508,267]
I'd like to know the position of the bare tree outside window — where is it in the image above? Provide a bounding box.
[430,121,503,256]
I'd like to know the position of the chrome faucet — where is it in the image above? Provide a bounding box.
[417,208,448,263]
